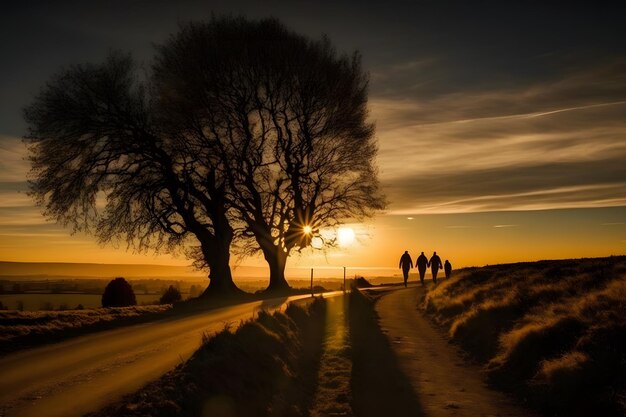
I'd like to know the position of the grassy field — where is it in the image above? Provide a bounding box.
[87,298,327,417]
[0,304,171,354]
[0,293,162,310]
[0,279,340,311]
[423,256,626,417]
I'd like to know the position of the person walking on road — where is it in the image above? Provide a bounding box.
[399,251,413,287]
[416,251,428,285]
[444,259,452,280]
[428,251,443,283]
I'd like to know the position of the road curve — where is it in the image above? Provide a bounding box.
[0,293,337,417]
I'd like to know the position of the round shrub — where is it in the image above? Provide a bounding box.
[102,277,137,307]
[160,285,182,304]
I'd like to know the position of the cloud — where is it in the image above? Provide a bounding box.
[0,206,48,226]
[0,136,29,182]
[0,144,43,230]
[372,59,626,213]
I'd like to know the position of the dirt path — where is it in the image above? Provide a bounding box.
[375,286,533,417]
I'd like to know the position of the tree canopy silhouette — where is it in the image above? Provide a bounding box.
[24,15,385,293]
[24,52,239,295]
[154,17,385,290]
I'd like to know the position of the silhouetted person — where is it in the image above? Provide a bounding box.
[444,260,452,280]
[398,251,413,287]
[427,251,443,283]
[416,251,428,285]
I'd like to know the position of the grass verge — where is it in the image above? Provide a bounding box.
[0,305,170,355]
[86,297,327,417]
[310,295,353,417]
[0,288,327,356]
[423,256,626,417]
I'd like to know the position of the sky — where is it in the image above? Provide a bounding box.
[1,1,625,276]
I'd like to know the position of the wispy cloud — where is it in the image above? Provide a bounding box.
[0,136,29,183]
[372,59,626,214]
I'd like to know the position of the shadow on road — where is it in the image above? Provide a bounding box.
[349,290,425,417]
[259,296,289,310]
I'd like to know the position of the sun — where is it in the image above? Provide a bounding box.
[303,225,313,235]
[337,227,355,247]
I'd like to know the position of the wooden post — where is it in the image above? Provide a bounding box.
[343,266,346,293]
[310,268,314,296]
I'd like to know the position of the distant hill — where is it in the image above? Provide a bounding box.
[0,261,203,279]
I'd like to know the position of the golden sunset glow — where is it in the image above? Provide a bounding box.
[337,227,355,247]
[1,6,625,417]
[0,3,624,279]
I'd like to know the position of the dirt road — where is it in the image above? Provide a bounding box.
[375,286,533,417]
[0,293,334,417]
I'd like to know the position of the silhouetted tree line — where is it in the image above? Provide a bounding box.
[24,16,385,296]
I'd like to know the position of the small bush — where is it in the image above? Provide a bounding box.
[160,285,182,304]
[102,277,137,307]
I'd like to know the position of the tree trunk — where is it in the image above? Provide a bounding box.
[202,256,241,296]
[264,246,291,292]
[199,229,242,297]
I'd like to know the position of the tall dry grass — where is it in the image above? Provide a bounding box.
[423,256,626,417]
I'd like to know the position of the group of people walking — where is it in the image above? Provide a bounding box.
[399,251,451,287]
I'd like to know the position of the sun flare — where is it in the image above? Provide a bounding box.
[337,227,355,247]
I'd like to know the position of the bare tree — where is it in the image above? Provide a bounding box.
[24,53,241,296]
[153,17,386,291]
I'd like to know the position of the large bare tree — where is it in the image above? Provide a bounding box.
[24,53,241,295]
[153,17,386,291]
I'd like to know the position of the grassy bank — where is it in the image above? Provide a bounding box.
[0,287,331,355]
[423,256,626,416]
[0,305,171,354]
[87,297,327,417]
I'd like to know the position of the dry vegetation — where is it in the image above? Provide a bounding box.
[0,305,170,354]
[0,286,334,355]
[423,256,626,417]
[87,298,327,417]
